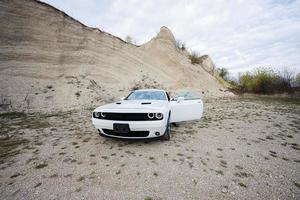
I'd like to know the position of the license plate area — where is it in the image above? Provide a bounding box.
[113,123,130,133]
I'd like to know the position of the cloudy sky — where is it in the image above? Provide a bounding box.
[42,0,300,76]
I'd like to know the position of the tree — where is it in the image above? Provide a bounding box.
[125,35,132,43]
[217,68,229,80]
[296,73,300,81]
[175,40,186,50]
[279,68,294,89]
[188,51,201,64]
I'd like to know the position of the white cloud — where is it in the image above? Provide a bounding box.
[42,0,300,76]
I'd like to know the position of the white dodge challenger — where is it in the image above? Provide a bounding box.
[92,89,203,140]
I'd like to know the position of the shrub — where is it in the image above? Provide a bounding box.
[240,68,279,93]
[238,67,294,94]
[125,35,136,45]
[217,68,229,80]
[188,51,201,64]
[291,73,300,88]
[175,40,186,50]
[296,73,300,81]
[125,35,132,43]
[278,68,293,91]
[226,78,239,89]
[239,72,254,92]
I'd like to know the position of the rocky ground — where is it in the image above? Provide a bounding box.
[0,96,299,200]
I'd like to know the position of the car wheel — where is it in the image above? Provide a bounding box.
[171,122,179,127]
[161,112,171,140]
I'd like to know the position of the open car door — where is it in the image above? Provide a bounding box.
[170,91,203,123]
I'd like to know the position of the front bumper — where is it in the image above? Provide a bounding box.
[92,118,167,139]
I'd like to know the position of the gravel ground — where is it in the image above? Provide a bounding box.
[0,96,299,200]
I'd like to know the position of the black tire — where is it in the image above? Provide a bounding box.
[161,112,171,140]
[171,122,179,127]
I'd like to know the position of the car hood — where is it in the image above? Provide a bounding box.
[94,100,168,112]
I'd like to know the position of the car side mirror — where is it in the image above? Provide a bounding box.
[177,96,184,102]
[120,97,125,101]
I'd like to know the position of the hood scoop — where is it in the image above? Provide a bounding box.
[116,102,122,104]
[141,102,151,105]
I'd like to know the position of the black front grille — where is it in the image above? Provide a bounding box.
[93,112,160,121]
[102,129,149,137]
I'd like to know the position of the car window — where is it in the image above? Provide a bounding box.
[172,91,200,100]
[126,91,166,100]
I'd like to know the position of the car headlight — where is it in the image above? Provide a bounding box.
[94,112,100,118]
[101,112,106,118]
[155,113,163,119]
[147,113,154,119]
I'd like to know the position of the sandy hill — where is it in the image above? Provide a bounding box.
[0,0,229,112]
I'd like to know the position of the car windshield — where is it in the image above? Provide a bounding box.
[126,91,166,101]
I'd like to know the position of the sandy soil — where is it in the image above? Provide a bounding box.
[0,96,299,200]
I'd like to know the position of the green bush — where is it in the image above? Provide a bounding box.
[175,40,186,50]
[227,79,239,89]
[217,68,229,80]
[188,51,201,64]
[296,73,300,81]
[238,68,293,94]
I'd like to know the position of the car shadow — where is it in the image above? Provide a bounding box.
[101,134,163,143]
[96,122,194,144]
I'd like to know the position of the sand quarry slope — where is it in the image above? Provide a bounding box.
[0,0,230,112]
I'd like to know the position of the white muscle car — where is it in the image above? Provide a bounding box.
[92,89,203,140]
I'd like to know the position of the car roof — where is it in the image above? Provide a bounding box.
[134,89,166,92]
